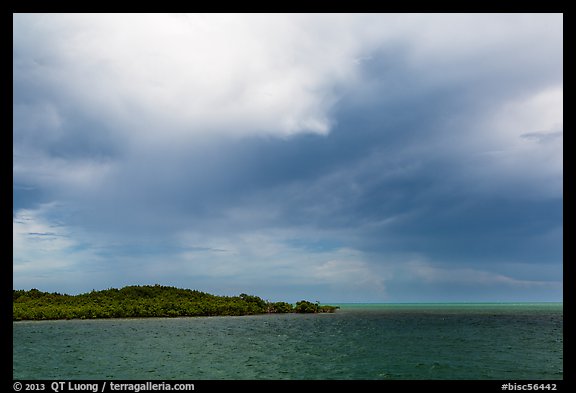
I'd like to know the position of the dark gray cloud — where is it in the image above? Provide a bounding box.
[13,14,562,301]
[520,131,563,144]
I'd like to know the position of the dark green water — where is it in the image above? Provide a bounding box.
[13,303,563,380]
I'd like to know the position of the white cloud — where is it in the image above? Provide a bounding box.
[460,86,563,198]
[407,259,561,288]
[13,13,383,140]
[174,230,386,296]
[313,256,386,293]
[14,13,562,143]
[13,206,90,281]
[13,13,563,195]
[13,206,74,268]
[13,147,114,192]
[13,204,156,293]
[490,86,563,149]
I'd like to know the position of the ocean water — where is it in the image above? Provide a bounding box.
[13,303,563,380]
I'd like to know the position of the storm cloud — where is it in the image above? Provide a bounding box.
[13,14,562,301]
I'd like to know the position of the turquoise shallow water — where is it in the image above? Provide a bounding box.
[13,303,563,380]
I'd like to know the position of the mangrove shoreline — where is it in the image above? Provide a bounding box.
[13,285,339,321]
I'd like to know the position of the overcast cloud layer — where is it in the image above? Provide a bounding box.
[13,13,562,302]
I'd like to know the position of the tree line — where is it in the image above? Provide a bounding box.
[13,285,339,321]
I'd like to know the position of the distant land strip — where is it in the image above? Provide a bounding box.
[13,285,339,321]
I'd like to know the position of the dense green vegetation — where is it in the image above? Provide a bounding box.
[13,285,339,321]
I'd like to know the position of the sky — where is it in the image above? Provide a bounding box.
[13,13,563,302]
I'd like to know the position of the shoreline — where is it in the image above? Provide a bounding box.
[13,285,339,321]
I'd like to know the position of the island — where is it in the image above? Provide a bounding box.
[13,285,339,321]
